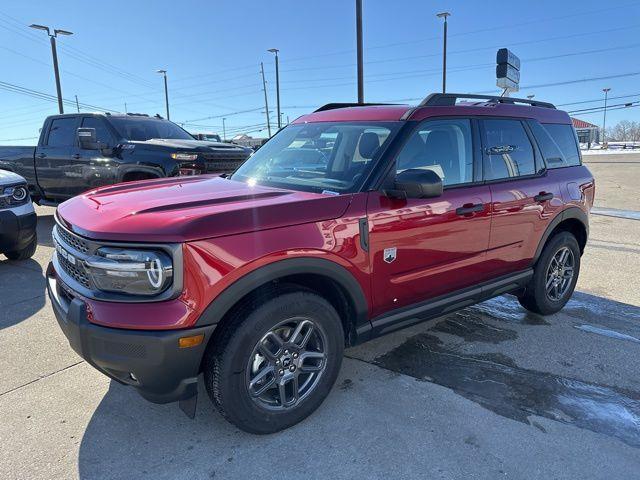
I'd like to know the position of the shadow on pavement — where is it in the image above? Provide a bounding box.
[36,214,55,248]
[0,258,45,330]
[76,292,640,478]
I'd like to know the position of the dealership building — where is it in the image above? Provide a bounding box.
[571,117,600,145]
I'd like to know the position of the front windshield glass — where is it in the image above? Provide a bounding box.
[230,122,399,193]
[110,117,194,141]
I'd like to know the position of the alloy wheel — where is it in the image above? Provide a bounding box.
[544,246,575,301]
[246,317,328,410]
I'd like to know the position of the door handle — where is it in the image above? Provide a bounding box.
[72,154,81,159]
[36,153,47,158]
[456,203,484,216]
[534,192,553,202]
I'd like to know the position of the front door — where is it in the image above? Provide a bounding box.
[35,116,79,199]
[367,118,492,317]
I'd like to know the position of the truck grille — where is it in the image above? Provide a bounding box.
[56,225,89,253]
[202,150,250,173]
[57,253,91,289]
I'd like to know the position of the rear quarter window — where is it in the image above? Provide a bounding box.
[542,124,582,168]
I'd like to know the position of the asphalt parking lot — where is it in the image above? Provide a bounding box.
[1,153,639,480]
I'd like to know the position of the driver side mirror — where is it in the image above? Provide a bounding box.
[77,128,100,150]
[385,168,443,199]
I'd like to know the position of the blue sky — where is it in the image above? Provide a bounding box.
[1,0,639,144]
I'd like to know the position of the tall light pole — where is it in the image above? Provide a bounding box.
[157,69,170,120]
[356,0,364,103]
[260,62,272,137]
[602,87,611,146]
[267,48,281,130]
[436,12,450,94]
[29,24,72,114]
[222,117,226,142]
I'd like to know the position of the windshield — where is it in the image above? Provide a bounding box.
[230,122,399,193]
[110,117,194,141]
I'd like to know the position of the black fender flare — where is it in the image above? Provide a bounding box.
[116,164,165,182]
[533,206,589,263]
[194,257,370,334]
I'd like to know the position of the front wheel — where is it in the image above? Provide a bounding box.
[203,289,344,434]
[4,235,37,261]
[518,231,581,315]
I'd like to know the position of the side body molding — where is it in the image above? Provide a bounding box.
[195,257,370,334]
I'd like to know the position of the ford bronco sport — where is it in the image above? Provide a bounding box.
[47,94,594,433]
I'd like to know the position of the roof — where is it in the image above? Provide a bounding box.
[571,117,599,129]
[293,102,571,125]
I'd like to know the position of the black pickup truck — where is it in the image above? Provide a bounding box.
[0,113,252,205]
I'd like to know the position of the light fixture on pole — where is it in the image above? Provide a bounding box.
[267,48,281,130]
[436,12,450,94]
[29,24,73,114]
[602,87,611,147]
[156,69,170,120]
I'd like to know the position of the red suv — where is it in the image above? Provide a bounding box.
[47,94,594,433]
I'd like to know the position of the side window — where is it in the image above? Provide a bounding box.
[528,121,564,168]
[544,124,581,167]
[395,119,473,187]
[482,119,536,180]
[46,118,77,147]
[81,117,112,145]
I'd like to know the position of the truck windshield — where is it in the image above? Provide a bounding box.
[109,117,194,141]
[230,121,400,194]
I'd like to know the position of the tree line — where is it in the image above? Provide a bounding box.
[606,120,640,142]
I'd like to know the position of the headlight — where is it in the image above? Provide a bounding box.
[3,185,29,204]
[171,152,199,161]
[85,247,173,296]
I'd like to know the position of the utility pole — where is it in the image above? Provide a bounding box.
[222,117,226,142]
[124,102,128,114]
[260,62,272,137]
[356,0,364,103]
[268,49,281,129]
[157,69,170,120]
[436,12,450,94]
[30,24,73,114]
[75,95,80,113]
[602,87,611,147]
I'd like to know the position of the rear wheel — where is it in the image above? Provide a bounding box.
[5,235,37,261]
[203,289,344,434]
[518,231,580,315]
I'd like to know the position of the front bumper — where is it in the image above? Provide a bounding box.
[0,206,36,254]
[46,265,216,404]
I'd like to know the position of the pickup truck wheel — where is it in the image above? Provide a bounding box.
[518,232,580,315]
[4,235,37,260]
[203,289,344,434]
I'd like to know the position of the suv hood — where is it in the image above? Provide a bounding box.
[0,169,27,186]
[131,138,250,152]
[57,176,351,243]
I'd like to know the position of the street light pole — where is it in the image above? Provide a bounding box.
[436,12,450,94]
[356,0,364,103]
[29,24,73,114]
[222,117,226,142]
[267,49,281,130]
[157,70,170,120]
[602,87,611,147]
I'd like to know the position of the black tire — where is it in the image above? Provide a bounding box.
[5,235,37,261]
[518,231,580,315]
[203,288,344,434]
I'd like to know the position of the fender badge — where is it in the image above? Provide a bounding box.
[383,247,397,264]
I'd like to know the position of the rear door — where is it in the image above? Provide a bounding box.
[481,118,562,276]
[35,116,79,199]
[367,118,492,316]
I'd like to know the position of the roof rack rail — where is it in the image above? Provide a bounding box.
[125,112,150,117]
[420,93,556,109]
[314,102,398,112]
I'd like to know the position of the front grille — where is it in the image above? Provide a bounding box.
[56,225,89,253]
[57,252,91,288]
[202,150,250,173]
